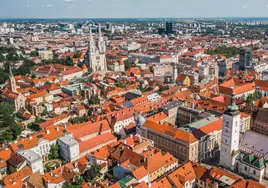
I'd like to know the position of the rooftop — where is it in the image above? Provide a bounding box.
[159,100,184,111]
[58,134,79,146]
[17,150,42,163]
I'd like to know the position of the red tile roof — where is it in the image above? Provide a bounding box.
[67,119,111,140]
[3,166,32,186]
[79,132,116,153]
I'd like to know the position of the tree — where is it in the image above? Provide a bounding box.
[0,54,5,62]
[71,115,88,124]
[116,81,126,88]
[0,71,9,84]
[73,51,82,58]
[159,85,169,92]
[83,165,101,183]
[89,94,100,105]
[246,94,254,105]
[88,108,95,116]
[124,60,131,70]
[27,123,41,131]
[0,102,21,142]
[205,46,240,58]
[29,51,38,57]
[253,90,262,100]
[73,176,85,186]
[49,144,59,160]
[63,176,85,188]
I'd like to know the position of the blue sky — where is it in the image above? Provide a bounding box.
[1,0,268,18]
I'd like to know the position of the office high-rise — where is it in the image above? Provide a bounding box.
[166,22,173,35]
[239,48,252,70]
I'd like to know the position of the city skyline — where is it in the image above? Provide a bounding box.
[2,0,268,19]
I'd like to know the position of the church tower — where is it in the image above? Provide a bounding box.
[88,26,96,71]
[9,66,17,92]
[172,54,179,83]
[98,24,106,54]
[219,93,240,170]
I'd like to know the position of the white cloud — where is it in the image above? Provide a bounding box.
[64,0,74,2]
[43,4,52,8]
[242,5,248,9]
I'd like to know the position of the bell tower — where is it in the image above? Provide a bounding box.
[98,24,106,54]
[9,66,17,92]
[219,93,240,170]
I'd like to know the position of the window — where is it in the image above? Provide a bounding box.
[226,121,229,127]
[244,166,247,171]
[253,170,256,175]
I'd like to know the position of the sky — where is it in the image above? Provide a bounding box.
[1,0,268,18]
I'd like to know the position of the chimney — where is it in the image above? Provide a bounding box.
[56,127,59,131]
[46,130,50,134]
[29,136,33,140]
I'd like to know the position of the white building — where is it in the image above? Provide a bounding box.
[219,93,241,170]
[146,93,161,103]
[108,61,125,72]
[18,150,44,174]
[58,134,80,162]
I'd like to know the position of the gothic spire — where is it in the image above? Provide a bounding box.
[89,26,93,41]
[9,65,14,78]
[99,24,102,38]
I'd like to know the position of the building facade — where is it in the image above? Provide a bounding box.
[88,25,107,72]
[219,93,241,170]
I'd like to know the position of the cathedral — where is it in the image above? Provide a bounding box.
[0,66,25,112]
[86,24,107,72]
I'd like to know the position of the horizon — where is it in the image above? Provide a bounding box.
[2,0,268,19]
[1,16,268,20]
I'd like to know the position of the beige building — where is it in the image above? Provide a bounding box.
[141,105,222,162]
[152,64,173,77]
[240,112,251,133]
[252,109,268,136]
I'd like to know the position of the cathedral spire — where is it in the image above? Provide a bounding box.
[9,65,17,92]
[89,26,93,41]
[9,65,14,78]
[99,24,102,38]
